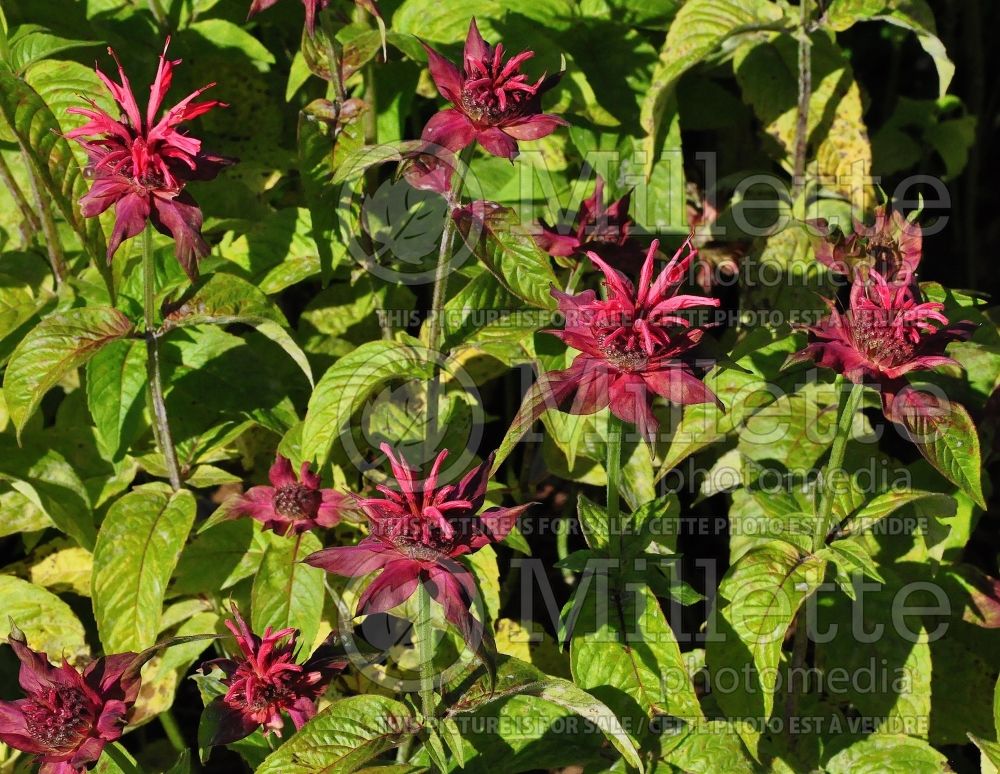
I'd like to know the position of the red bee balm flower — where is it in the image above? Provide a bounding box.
[66,40,232,280]
[229,454,350,536]
[305,445,530,646]
[421,18,565,160]
[789,271,973,418]
[544,240,721,440]
[810,205,922,285]
[0,628,142,774]
[202,607,347,745]
[535,176,637,263]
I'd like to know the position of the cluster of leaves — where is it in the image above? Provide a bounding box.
[0,0,996,773]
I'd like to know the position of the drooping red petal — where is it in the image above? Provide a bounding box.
[230,485,279,524]
[425,564,481,647]
[0,701,44,754]
[150,191,208,280]
[501,113,567,140]
[303,539,394,577]
[205,695,261,746]
[643,366,722,408]
[421,108,476,152]
[78,175,132,219]
[475,127,518,160]
[476,502,531,546]
[608,372,658,440]
[108,191,151,260]
[534,225,582,257]
[356,560,422,616]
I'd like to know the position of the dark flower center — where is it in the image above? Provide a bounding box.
[594,316,649,373]
[461,88,525,124]
[244,681,294,712]
[459,54,537,126]
[274,484,321,520]
[597,338,648,373]
[23,688,94,751]
[854,234,902,279]
[851,311,916,368]
[391,534,452,562]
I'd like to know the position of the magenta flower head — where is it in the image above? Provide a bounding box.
[809,205,922,285]
[789,271,974,418]
[66,39,232,280]
[0,626,142,774]
[201,606,347,745]
[227,454,350,536]
[535,176,637,263]
[305,445,529,646]
[420,18,566,160]
[543,239,721,441]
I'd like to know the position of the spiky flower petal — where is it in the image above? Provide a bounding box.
[0,628,143,774]
[543,239,721,440]
[305,445,529,646]
[66,39,232,279]
[420,18,565,160]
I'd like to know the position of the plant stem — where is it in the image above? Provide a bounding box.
[143,225,182,491]
[415,581,437,720]
[606,412,624,560]
[0,153,41,244]
[790,0,813,200]
[320,11,347,104]
[812,378,864,551]
[159,709,185,752]
[424,144,475,356]
[786,608,809,740]
[19,144,66,286]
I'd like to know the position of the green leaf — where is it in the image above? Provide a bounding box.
[7,24,97,73]
[706,541,826,757]
[576,493,610,550]
[330,140,425,185]
[164,273,313,387]
[4,306,134,437]
[817,536,884,588]
[448,655,644,771]
[92,485,196,652]
[640,0,790,176]
[392,0,504,43]
[302,340,434,466]
[185,19,276,64]
[0,436,94,548]
[970,734,1000,770]
[86,338,146,461]
[255,695,415,773]
[897,395,986,508]
[94,742,141,774]
[172,519,268,597]
[823,733,947,773]
[571,582,701,725]
[824,0,954,98]
[660,720,754,773]
[251,531,325,654]
[733,35,871,209]
[816,571,933,739]
[842,489,956,537]
[0,62,106,262]
[453,204,559,310]
[0,575,88,661]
